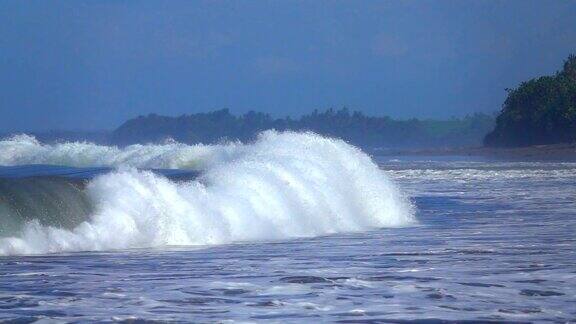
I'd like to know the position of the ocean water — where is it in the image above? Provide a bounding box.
[0,133,575,322]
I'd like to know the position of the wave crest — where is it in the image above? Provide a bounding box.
[0,133,239,170]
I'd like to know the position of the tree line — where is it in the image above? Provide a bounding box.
[111,108,494,149]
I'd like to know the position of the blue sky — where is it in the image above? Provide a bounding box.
[1,0,575,131]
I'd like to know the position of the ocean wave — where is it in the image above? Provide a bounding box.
[0,131,414,255]
[0,133,239,170]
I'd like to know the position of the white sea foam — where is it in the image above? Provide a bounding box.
[0,131,414,255]
[0,133,239,170]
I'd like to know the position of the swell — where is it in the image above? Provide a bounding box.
[0,131,415,255]
[0,177,92,237]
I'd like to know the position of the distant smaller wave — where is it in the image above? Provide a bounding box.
[0,134,240,170]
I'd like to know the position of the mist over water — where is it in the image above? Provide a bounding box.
[0,131,414,255]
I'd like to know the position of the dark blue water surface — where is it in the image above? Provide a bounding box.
[0,159,575,322]
[0,164,198,180]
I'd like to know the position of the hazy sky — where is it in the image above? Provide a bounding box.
[1,0,575,131]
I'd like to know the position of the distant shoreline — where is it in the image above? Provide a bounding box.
[373,143,576,161]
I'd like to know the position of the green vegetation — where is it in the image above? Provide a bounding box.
[111,109,494,149]
[485,55,576,147]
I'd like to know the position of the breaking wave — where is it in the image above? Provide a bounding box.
[0,131,414,255]
[0,133,239,170]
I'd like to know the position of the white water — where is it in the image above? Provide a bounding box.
[0,134,240,170]
[0,131,414,255]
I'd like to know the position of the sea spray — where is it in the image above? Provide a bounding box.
[0,131,415,255]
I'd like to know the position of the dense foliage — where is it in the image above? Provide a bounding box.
[485,55,576,147]
[111,109,494,149]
